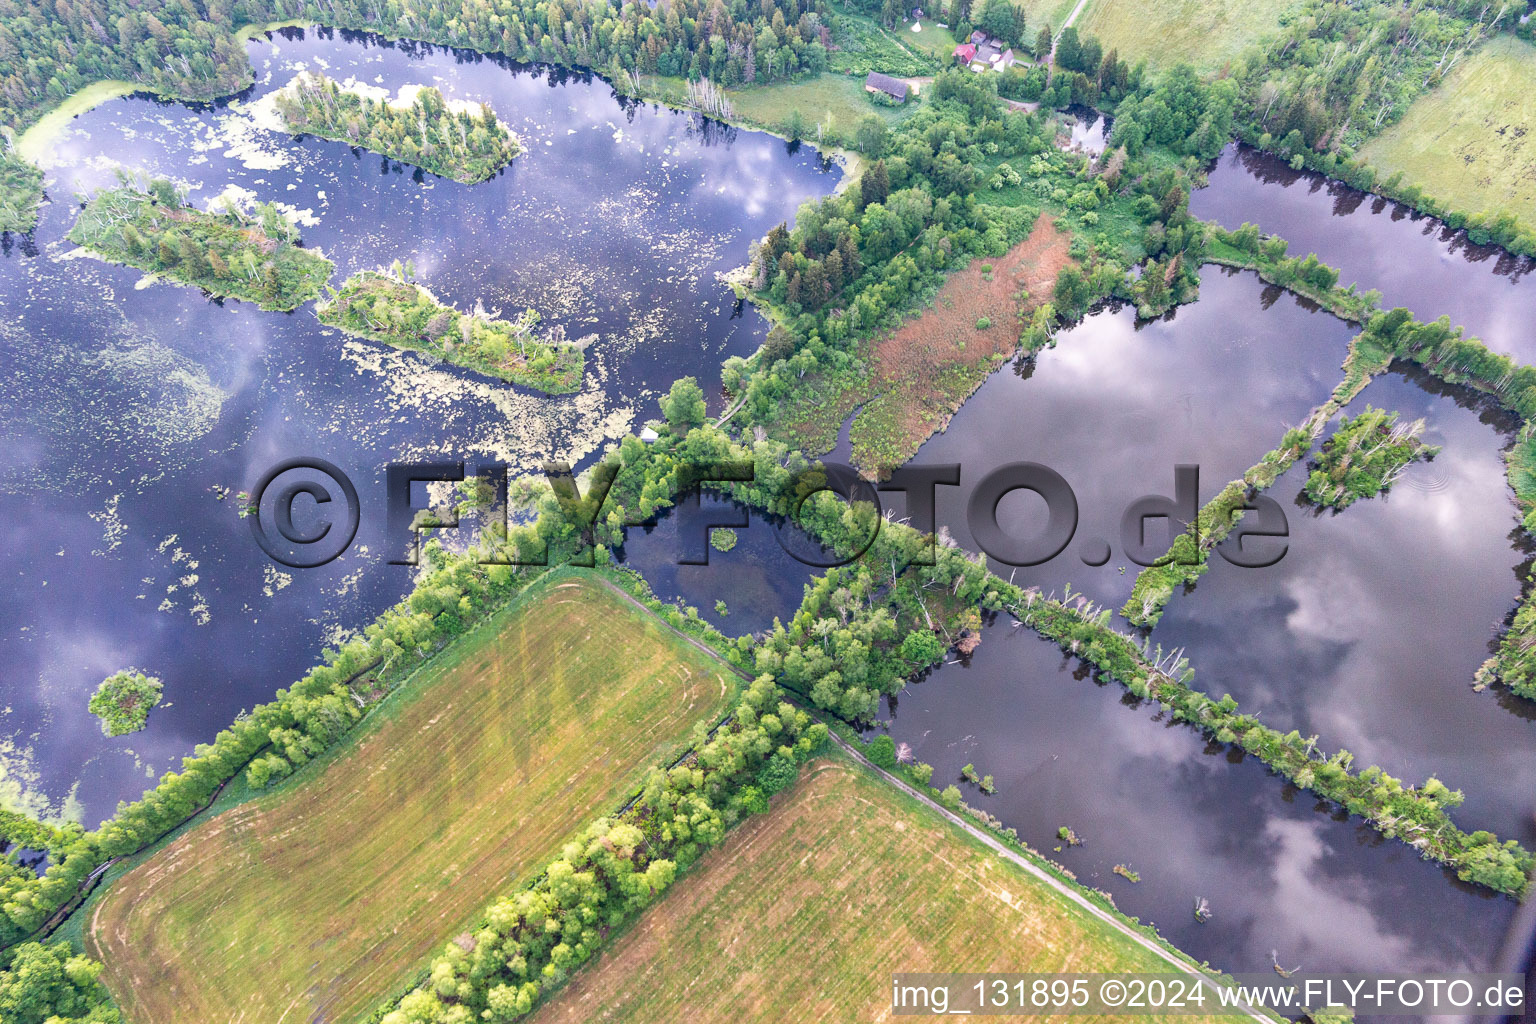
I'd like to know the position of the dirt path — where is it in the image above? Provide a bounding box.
[1061,0,1092,32]
[826,731,1277,1024]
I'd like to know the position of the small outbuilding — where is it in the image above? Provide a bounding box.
[953,42,976,63]
[863,72,910,103]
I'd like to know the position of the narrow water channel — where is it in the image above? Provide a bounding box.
[1194,143,1536,364]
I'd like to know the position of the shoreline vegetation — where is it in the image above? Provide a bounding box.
[0,137,44,233]
[5,6,1536,1020]
[316,266,584,393]
[1110,224,1390,610]
[273,72,520,184]
[87,573,739,1024]
[67,176,333,310]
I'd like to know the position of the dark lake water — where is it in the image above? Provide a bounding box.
[1155,365,1536,841]
[1194,143,1536,364]
[866,265,1356,605]
[615,494,823,638]
[873,622,1513,980]
[0,27,838,825]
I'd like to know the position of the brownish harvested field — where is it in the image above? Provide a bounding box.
[858,215,1073,460]
[532,756,1247,1024]
[785,217,1074,470]
[86,573,735,1024]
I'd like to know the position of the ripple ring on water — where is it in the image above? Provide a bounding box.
[1399,459,1452,494]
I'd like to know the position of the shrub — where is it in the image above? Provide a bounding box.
[900,629,947,664]
[867,734,898,770]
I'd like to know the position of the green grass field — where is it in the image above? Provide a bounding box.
[86,572,736,1024]
[726,74,916,136]
[900,17,959,59]
[1073,0,1293,72]
[532,754,1247,1024]
[1021,0,1082,35]
[1360,35,1536,228]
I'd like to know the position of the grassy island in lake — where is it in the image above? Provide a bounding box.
[274,73,519,184]
[1305,405,1439,511]
[68,178,333,310]
[317,267,584,393]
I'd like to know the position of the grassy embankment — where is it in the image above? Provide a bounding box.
[67,180,333,311]
[726,74,917,139]
[1073,0,1294,73]
[532,753,1250,1024]
[1360,36,1536,232]
[317,269,583,393]
[85,573,737,1024]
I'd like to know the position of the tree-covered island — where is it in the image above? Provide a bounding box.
[316,265,584,393]
[273,73,520,184]
[67,176,333,310]
[1305,405,1440,511]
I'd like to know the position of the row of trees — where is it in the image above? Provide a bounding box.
[587,410,1534,897]
[275,73,519,183]
[67,176,333,311]
[1212,0,1536,255]
[0,0,837,137]
[379,673,828,1022]
[676,421,1535,894]
[1205,221,1382,322]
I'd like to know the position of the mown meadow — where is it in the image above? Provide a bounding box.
[86,574,736,1024]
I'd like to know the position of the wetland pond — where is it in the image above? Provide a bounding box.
[0,26,838,825]
[1195,143,1536,364]
[851,159,1536,984]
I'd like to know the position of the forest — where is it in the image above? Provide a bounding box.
[66,177,333,310]
[316,267,584,394]
[273,73,519,184]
